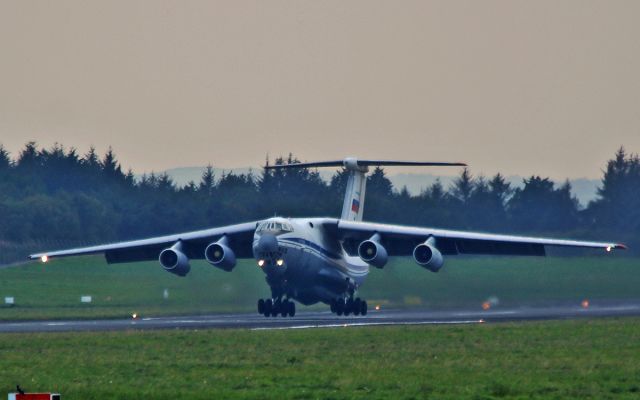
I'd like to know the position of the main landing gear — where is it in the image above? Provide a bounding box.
[258,298,296,318]
[330,296,367,316]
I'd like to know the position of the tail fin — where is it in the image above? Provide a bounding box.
[265,157,466,221]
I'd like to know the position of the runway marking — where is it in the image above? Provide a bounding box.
[452,310,518,316]
[251,320,483,331]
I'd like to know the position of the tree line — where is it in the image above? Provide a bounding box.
[0,143,637,263]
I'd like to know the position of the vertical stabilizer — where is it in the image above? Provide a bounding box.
[340,160,368,221]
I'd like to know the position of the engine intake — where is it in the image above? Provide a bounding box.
[413,237,444,272]
[358,234,388,269]
[159,241,190,276]
[205,236,236,272]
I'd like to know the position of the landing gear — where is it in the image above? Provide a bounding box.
[287,300,296,317]
[334,299,344,316]
[344,298,354,316]
[330,296,367,317]
[263,298,273,317]
[353,298,361,316]
[257,297,296,317]
[258,299,265,315]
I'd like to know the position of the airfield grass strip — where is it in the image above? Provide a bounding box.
[1,256,638,321]
[0,318,639,399]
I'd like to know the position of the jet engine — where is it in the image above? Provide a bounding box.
[358,234,388,269]
[413,237,444,272]
[159,241,190,276]
[205,236,236,272]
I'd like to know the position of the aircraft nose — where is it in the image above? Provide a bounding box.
[255,233,279,255]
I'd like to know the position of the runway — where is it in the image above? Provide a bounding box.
[1,301,640,333]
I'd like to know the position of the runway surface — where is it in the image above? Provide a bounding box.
[1,301,640,333]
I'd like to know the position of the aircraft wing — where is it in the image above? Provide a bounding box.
[28,221,258,264]
[335,220,626,256]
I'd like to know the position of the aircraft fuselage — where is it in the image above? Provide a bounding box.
[252,217,368,305]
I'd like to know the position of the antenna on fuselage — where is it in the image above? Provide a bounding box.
[264,158,466,222]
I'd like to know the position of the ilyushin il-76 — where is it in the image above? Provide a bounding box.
[30,158,626,317]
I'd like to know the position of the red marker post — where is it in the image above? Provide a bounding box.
[8,393,61,400]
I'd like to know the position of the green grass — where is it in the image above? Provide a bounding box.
[0,255,638,320]
[0,318,639,399]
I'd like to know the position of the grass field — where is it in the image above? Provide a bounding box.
[0,318,638,399]
[0,255,638,320]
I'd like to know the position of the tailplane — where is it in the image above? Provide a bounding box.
[265,157,466,221]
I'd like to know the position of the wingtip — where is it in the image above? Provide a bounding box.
[615,243,628,250]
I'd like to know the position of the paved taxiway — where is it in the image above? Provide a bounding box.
[1,301,639,333]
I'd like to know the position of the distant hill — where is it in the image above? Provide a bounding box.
[154,167,601,207]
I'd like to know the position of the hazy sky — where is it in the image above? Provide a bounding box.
[1,1,638,179]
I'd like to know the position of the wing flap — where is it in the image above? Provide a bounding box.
[455,239,545,256]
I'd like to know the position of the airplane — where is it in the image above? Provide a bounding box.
[29,158,626,318]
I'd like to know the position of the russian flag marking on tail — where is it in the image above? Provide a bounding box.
[351,199,360,213]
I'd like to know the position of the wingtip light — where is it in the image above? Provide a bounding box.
[40,255,48,263]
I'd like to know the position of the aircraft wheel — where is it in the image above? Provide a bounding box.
[280,300,289,317]
[344,298,353,316]
[353,298,362,316]
[361,300,368,316]
[288,301,296,317]
[271,299,281,317]
[263,299,273,317]
[257,299,265,315]
[335,300,344,316]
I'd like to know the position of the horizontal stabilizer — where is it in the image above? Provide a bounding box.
[264,160,345,169]
[264,158,467,170]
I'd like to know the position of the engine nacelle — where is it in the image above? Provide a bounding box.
[205,236,236,272]
[358,234,388,269]
[413,238,444,273]
[159,241,190,277]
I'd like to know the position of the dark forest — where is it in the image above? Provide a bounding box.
[0,143,637,263]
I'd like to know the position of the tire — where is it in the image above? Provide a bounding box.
[264,299,273,317]
[280,300,289,317]
[257,299,265,315]
[353,298,361,316]
[272,299,281,317]
[288,301,296,317]
[335,300,344,316]
[361,300,368,316]
[344,298,353,316]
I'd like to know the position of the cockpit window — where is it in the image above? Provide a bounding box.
[257,221,293,233]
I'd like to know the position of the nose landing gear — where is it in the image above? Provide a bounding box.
[257,297,296,317]
[330,296,367,316]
